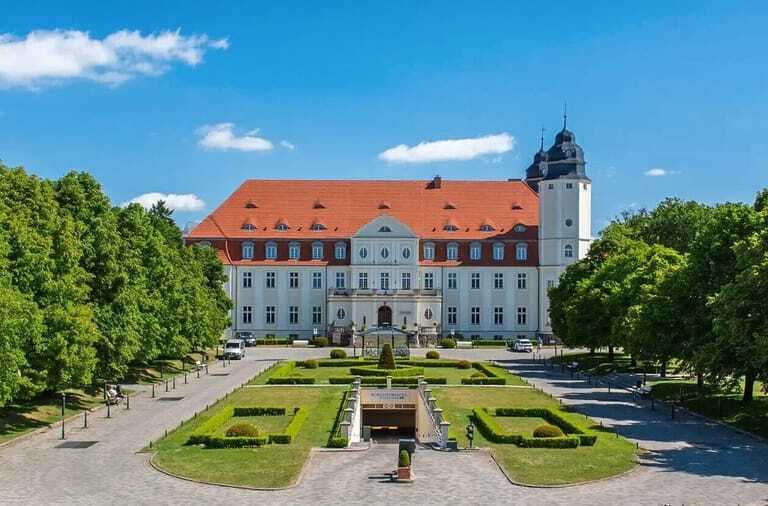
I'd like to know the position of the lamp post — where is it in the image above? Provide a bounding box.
[60,393,66,440]
[313,327,318,345]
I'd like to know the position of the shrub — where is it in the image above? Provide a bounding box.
[457,360,471,369]
[327,436,348,448]
[267,376,316,385]
[461,377,506,385]
[226,423,260,438]
[425,350,440,359]
[378,343,397,369]
[312,337,328,347]
[202,435,268,448]
[349,365,424,377]
[472,408,521,444]
[440,338,456,349]
[330,349,347,359]
[398,449,411,467]
[518,436,580,448]
[472,340,508,347]
[318,359,366,367]
[233,407,285,416]
[533,424,565,438]
[301,359,319,369]
[328,376,447,385]
[471,362,502,377]
[471,372,485,378]
[270,407,308,444]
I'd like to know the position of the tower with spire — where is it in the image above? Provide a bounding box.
[526,108,592,338]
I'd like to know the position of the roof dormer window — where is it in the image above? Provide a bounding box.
[513,224,527,233]
[444,201,457,209]
[242,221,256,231]
[443,218,459,232]
[313,200,326,209]
[378,201,391,209]
[275,219,289,231]
[310,221,326,231]
[378,226,392,233]
[511,203,523,210]
[245,200,257,209]
[479,221,495,232]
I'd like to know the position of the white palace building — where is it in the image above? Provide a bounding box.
[185,123,592,344]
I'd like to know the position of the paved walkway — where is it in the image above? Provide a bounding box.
[1,348,766,505]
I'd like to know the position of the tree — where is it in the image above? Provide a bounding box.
[378,343,396,370]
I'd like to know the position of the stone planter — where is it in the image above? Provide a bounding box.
[397,466,412,481]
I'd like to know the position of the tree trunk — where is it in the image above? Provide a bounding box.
[696,372,704,390]
[589,348,595,356]
[660,361,667,378]
[608,346,614,361]
[743,370,756,403]
[630,355,637,368]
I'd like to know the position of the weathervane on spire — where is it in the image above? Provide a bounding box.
[539,127,545,151]
[563,101,568,129]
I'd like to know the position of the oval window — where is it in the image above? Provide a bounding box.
[359,247,368,259]
[337,308,346,320]
[565,219,573,227]
[424,308,433,320]
[402,247,411,259]
[381,247,389,259]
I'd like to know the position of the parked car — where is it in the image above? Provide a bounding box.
[510,339,533,352]
[235,331,257,347]
[224,339,246,360]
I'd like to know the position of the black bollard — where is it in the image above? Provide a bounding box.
[197,368,200,379]
[84,410,88,429]
[61,393,66,440]
[173,376,176,389]
[165,379,169,392]
[152,383,155,398]
[126,395,130,410]
[185,372,188,384]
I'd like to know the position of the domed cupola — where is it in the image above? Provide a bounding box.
[543,113,589,181]
[524,130,549,191]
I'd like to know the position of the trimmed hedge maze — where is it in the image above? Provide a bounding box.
[472,407,598,449]
[188,406,308,448]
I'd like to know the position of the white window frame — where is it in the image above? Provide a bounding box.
[289,272,299,289]
[242,305,252,324]
[423,242,435,260]
[470,242,482,261]
[380,272,390,290]
[265,271,276,288]
[516,243,528,261]
[358,272,368,289]
[447,272,457,289]
[447,307,457,325]
[265,242,277,260]
[265,306,276,324]
[471,306,481,325]
[335,272,346,289]
[289,306,299,325]
[493,242,504,261]
[242,241,254,260]
[471,272,480,290]
[242,271,252,288]
[312,306,322,325]
[289,242,300,260]
[517,273,527,290]
[312,241,323,260]
[401,272,411,290]
[424,272,434,289]
[335,242,347,260]
[494,307,503,326]
[493,273,504,289]
[312,271,322,289]
[564,244,574,258]
[517,306,528,326]
[446,242,458,260]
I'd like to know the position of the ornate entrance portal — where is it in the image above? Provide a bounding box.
[377,305,392,327]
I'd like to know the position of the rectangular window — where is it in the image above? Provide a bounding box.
[266,243,277,259]
[289,272,299,289]
[359,272,368,289]
[289,306,299,325]
[242,271,252,288]
[566,182,573,189]
[312,272,322,289]
[335,272,346,289]
[312,243,323,259]
[424,272,434,289]
[494,273,504,289]
[448,306,457,325]
[516,244,528,261]
[312,306,322,325]
[447,272,457,289]
[242,305,252,324]
[493,243,504,261]
[517,306,528,326]
[265,306,275,324]
[265,271,276,289]
[401,272,411,290]
[547,279,555,290]
[380,272,390,290]
[471,272,480,289]
[494,307,504,325]
[471,307,480,325]
[335,243,346,260]
[517,273,527,290]
[289,243,300,259]
[470,244,481,260]
[423,243,435,260]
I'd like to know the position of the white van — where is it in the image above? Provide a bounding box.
[224,339,246,360]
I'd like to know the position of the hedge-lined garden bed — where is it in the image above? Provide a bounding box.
[472,407,596,448]
[348,365,425,377]
[187,405,309,448]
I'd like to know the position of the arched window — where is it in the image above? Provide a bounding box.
[516,243,528,261]
[564,244,574,258]
[288,242,300,260]
[470,242,482,261]
[359,247,368,259]
[493,242,505,261]
[265,241,277,259]
[276,223,289,231]
[242,241,254,259]
[480,224,495,232]
[423,242,435,260]
[444,223,459,232]
[446,242,459,260]
[402,247,411,260]
[380,247,390,259]
[336,308,346,320]
[312,241,324,260]
[513,224,527,233]
[310,222,326,231]
[424,308,434,320]
[334,241,347,260]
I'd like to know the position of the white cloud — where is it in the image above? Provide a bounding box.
[280,140,296,150]
[0,29,228,88]
[645,168,679,177]
[378,133,515,163]
[122,192,205,212]
[198,123,273,152]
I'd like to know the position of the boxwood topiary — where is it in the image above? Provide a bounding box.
[398,448,411,467]
[457,360,471,369]
[533,424,565,438]
[312,337,328,347]
[226,423,260,438]
[425,350,440,359]
[378,343,396,369]
[301,359,319,369]
[330,349,347,359]
[440,338,456,349]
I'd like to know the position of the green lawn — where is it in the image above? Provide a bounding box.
[432,386,637,486]
[251,360,528,386]
[122,348,217,385]
[151,386,345,488]
[217,414,292,437]
[0,388,105,445]
[495,416,549,436]
[649,379,768,439]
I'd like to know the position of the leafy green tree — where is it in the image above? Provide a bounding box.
[378,343,396,369]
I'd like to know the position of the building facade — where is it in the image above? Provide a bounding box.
[185,124,591,343]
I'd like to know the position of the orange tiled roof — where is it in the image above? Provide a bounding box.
[188,179,539,240]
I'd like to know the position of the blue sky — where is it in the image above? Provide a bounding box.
[1,1,766,231]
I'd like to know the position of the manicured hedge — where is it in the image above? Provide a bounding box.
[268,361,296,377]
[472,340,508,347]
[188,406,236,445]
[233,407,286,416]
[318,359,370,367]
[472,407,582,448]
[266,377,316,384]
[256,339,293,346]
[472,362,503,378]
[348,365,425,377]
[204,435,269,448]
[269,407,308,444]
[328,376,447,385]
[461,377,506,385]
[494,407,597,447]
[327,436,349,448]
[396,359,462,368]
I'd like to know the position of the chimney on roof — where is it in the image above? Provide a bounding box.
[431,175,442,189]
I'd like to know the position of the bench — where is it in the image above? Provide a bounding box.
[637,386,652,397]
[292,340,309,347]
[456,341,473,349]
